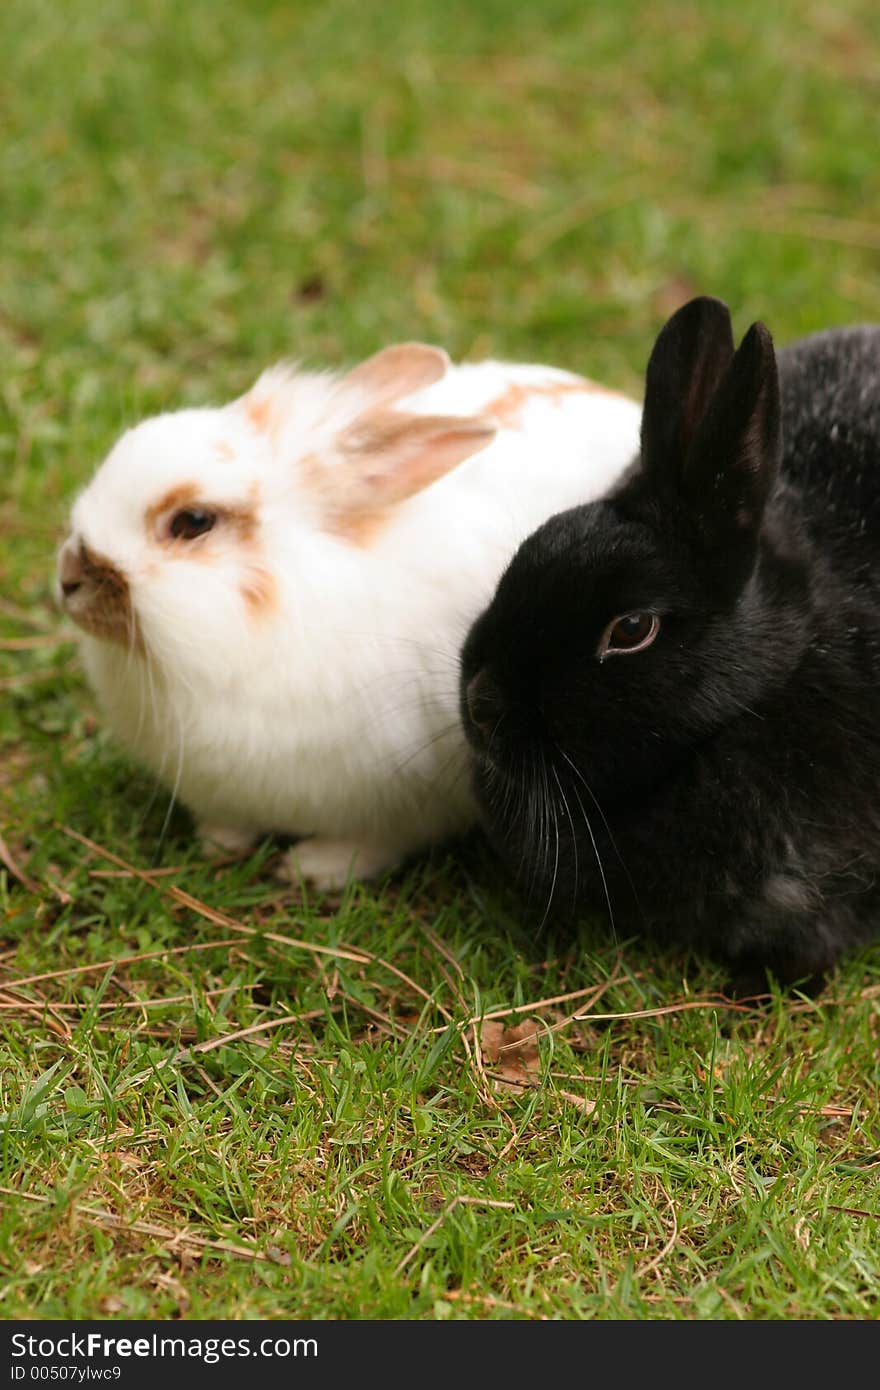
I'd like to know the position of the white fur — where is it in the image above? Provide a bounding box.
[61,352,641,887]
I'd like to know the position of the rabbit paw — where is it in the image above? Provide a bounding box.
[280,838,401,890]
[198,823,258,856]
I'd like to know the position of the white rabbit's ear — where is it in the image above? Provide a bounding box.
[341,411,495,500]
[237,343,450,439]
[317,410,496,542]
[342,342,451,409]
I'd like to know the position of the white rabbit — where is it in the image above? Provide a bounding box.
[57,342,640,888]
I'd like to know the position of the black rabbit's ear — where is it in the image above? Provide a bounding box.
[682,320,781,589]
[641,296,736,484]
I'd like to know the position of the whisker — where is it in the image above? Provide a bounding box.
[551,761,580,915]
[537,748,560,933]
[306,628,463,672]
[384,719,463,781]
[557,744,641,933]
[152,697,186,865]
[555,746,617,943]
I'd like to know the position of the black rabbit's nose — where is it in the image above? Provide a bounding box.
[466,669,504,740]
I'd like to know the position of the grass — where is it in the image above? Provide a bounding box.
[2,0,880,1321]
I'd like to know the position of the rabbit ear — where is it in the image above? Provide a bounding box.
[641,296,736,486]
[683,321,781,551]
[319,410,496,542]
[342,342,451,408]
[641,298,780,593]
[238,343,451,439]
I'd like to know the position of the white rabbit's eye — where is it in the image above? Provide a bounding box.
[168,508,217,541]
[598,612,660,660]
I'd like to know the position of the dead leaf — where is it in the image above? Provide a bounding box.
[481,1019,541,1089]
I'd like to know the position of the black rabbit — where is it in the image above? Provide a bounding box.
[460,296,880,987]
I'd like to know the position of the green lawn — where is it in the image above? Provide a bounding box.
[2,0,880,1320]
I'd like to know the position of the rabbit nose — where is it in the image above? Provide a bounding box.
[466,669,504,740]
[58,540,85,597]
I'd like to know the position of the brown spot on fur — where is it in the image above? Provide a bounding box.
[215,440,235,460]
[328,509,394,546]
[220,500,259,545]
[245,394,276,434]
[240,566,277,616]
[485,377,626,428]
[298,452,323,493]
[59,539,142,650]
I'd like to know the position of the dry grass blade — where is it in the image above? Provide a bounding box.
[0,1186,286,1264]
[0,597,55,628]
[419,921,506,1115]
[61,826,451,1015]
[556,1088,596,1114]
[635,1182,679,1280]
[0,633,76,650]
[481,1069,596,1115]
[799,1104,854,1118]
[473,970,622,1026]
[3,938,246,990]
[335,991,406,1036]
[180,1008,327,1057]
[0,989,71,1038]
[0,828,42,894]
[444,1288,538,1315]
[418,920,465,984]
[61,826,372,964]
[0,667,72,691]
[394,1195,516,1276]
[426,959,625,1036]
[498,994,760,1051]
[89,864,195,879]
[0,984,258,1014]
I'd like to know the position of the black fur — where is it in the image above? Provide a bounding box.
[460,296,880,986]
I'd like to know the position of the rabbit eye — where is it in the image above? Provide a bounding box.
[168,508,217,541]
[598,612,660,659]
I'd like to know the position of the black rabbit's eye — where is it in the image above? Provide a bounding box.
[598,612,660,659]
[168,508,217,541]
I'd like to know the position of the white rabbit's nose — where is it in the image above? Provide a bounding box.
[58,538,85,596]
[55,537,136,647]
